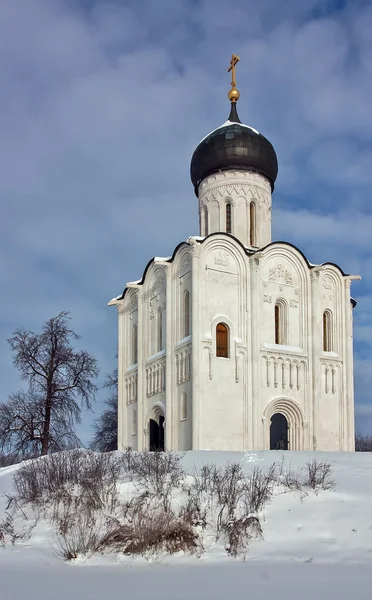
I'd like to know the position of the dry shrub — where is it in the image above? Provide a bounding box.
[211,463,247,533]
[224,515,263,559]
[243,465,276,513]
[54,514,101,560]
[129,451,185,511]
[277,463,303,492]
[99,507,199,556]
[13,449,122,518]
[0,511,34,547]
[304,459,335,492]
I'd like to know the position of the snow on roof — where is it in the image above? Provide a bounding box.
[154,256,172,262]
[127,279,141,285]
[198,120,260,145]
[187,235,205,243]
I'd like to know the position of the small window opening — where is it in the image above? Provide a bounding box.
[181,393,187,420]
[216,322,229,358]
[226,203,232,234]
[323,310,332,352]
[250,202,256,246]
[275,301,287,345]
[183,290,190,338]
[132,324,138,365]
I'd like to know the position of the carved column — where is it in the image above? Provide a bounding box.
[249,257,260,449]
[310,269,320,451]
[165,264,173,450]
[117,303,126,450]
[344,278,355,451]
[136,288,145,450]
[190,241,200,449]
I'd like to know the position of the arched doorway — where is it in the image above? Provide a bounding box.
[263,398,304,451]
[270,413,289,450]
[149,414,165,451]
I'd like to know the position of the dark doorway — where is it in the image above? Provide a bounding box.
[270,413,289,450]
[149,415,165,451]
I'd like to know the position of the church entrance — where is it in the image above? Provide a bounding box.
[270,413,289,450]
[149,415,165,451]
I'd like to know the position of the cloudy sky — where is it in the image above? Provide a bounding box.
[1,0,372,443]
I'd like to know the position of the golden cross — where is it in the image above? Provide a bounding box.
[228,54,240,89]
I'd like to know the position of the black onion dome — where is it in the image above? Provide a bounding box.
[190,103,278,195]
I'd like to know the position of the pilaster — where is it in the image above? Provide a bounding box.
[117,303,126,450]
[136,288,145,450]
[190,240,201,449]
[249,256,260,448]
[310,268,321,451]
[344,279,355,451]
[165,265,173,450]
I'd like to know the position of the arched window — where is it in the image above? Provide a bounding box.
[132,409,137,436]
[204,206,209,236]
[226,202,232,233]
[132,324,138,365]
[183,290,190,338]
[323,310,333,352]
[157,308,163,352]
[181,393,187,421]
[275,300,287,345]
[250,202,256,246]
[216,322,229,358]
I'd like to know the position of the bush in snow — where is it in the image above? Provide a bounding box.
[303,459,335,492]
[13,449,122,517]
[100,505,199,557]
[56,504,199,560]
[244,464,276,513]
[224,515,263,559]
[128,451,185,512]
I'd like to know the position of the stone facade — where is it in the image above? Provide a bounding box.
[111,169,357,453]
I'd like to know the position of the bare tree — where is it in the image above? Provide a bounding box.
[0,312,98,458]
[355,435,372,452]
[90,369,118,453]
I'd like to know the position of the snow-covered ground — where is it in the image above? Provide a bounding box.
[1,450,372,600]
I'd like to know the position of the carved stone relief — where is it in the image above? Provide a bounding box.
[268,264,293,285]
[323,276,333,291]
[214,250,230,268]
[151,272,166,298]
[180,254,191,273]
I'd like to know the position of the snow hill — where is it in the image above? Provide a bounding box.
[1,450,372,600]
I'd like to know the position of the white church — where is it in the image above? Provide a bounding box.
[109,55,358,453]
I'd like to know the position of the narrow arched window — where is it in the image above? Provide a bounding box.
[250,202,256,246]
[181,393,187,421]
[204,206,209,236]
[216,322,229,358]
[132,409,137,435]
[226,202,232,233]
[157,308,163,352]
[275,301,287,345]
[323,310,332,352]
[132,324,138,365]
[183,290,190,338]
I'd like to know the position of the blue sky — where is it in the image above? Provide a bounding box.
[1,0,372,443]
